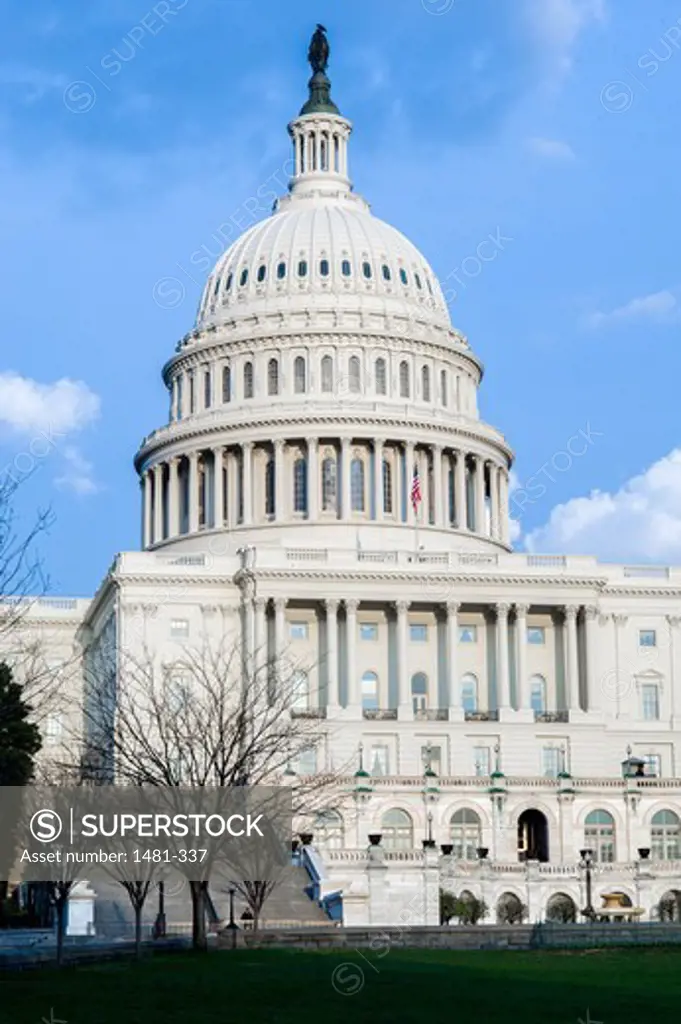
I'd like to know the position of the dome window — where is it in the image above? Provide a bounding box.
[399,268,408,286]
[414,272,422,290]
[277,261,286,280]
[243,361,254,399]
[239,268,249,287]
[319,258,330,277]
[362,261,372,279]
[294,356,307,394]
[225,272,233,291]
[298,259,308,278]
[321,355,333,393]
[375,357,387,396]
[426,276,433,295]
[341,259,352,277]
[382,264,391,282]
[257,264,267,283]
[212,277,221,297]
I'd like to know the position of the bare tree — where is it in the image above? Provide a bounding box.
[80,631,343,950]
[0,476,52,642]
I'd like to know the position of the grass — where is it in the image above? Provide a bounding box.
[2,946,681,1023]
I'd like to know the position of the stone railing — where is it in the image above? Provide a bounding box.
[534,711,569,723]
[362,709,398,720]
[414,709,449,721]
[464,710,499,722]
[291,708,327,719]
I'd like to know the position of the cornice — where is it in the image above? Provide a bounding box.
[602,586,681,598]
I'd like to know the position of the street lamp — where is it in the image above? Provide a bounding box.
[579,848,595,921]
[153,880,166,939]
[225,886,239,948]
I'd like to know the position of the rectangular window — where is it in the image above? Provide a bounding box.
[360,623,378,641]
[459,625,477,643]
[473,746,490,777]
[542,746,560,778]
[642,684,660,721]
[204,369,212,409]
[189,373,196,414]
[639,629,657,647]
[421,744,442,776]
[297,746,318,775]
[170,618,189,639]
[642,753,661,777]
[289,622,309,640]
[527,626,546,645]
[370,745,389,777]
[410,623,428,642]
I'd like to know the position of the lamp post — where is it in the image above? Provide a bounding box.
[225,886,239,948]
[579,848,595,921]
[153,880,166,939]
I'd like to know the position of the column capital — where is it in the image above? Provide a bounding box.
[274,597,287,612]
[274,438,285,451]
[515,603,530,616]
[189,449,200,464]
[564,604,579,621]
[584,605,599,621]
[446,601,460,615]
[242,440,254,453]
[374,436,385,449]
[432,441,443,454]
[345,598,360,614]
[613,613,628,627]
[667,615,681,629]
[341,436,351,449]
[325,598,340,614]
[496,603,511,618]
[396,599,410,615]
[254,596,268,612]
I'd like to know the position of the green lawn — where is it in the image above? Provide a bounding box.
[2,947,680,1023]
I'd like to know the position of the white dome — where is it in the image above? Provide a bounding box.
[195,193,451,331]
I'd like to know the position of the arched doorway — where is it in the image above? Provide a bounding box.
[546,892,577,923]
[658,889,681,921]
[517,809,549,862]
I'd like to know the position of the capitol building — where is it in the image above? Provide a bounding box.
[10,30,681,929]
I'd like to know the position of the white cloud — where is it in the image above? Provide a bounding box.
[586,289,679,329]
[54,446,99,496]
[524,448,681,563]
[0,63,68,103]
[0,373,100,436]
[528,137,576,161]
[525,0,607,77]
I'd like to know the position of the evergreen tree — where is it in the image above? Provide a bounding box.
[0,661,41,785]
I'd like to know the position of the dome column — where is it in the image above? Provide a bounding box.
[454,450,467,530]
[142,470,152,548]
[168,458,180,537]
[308,437,319,519]
[213,447,224,529]
[373,437,384,521]
[341,438,351,520]
[188,452,200,533]
[405,442,415,526]
[242,442,253,525]
[490,464,501,540]
[474,455,486,535]
[499,469,510,545]
[274,440,285,522]
[432,444,443,528]
[153,464,164,544]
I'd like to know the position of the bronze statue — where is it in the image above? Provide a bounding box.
[308,24,329,74]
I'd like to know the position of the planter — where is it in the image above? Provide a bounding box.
[299,833,313,846]
[368,834,382,846]
[440,844,453,856]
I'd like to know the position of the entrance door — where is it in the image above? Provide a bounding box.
[517,809,549,862]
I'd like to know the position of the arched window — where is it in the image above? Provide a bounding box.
[411,672,428,714]
[243,361,254,399]
[461,673,478,714]
[375,357,387,396]
[176,376,184,418]
[212,276,221,297]
[440,369,448,407]
[421,365,431,402]
[362,261,372,279]
[321,355,333,393]
[319,258,330,277]
[225,271,233,292]
[381,809,413,851]
[585,810,615,863]
[204,369,212,409]
[341,259,352,277]
[361,671,379,711]
[399,360,410,398]
[267,358,279,396]
[222,365,231,403]
[265,456,275,517]
[239,267,249,287]
[530,675,547,714]
[399,267,408,285]
[652,810,681,861]
[314,810,344,851]
[293,456,308,514]
[450,809,482,861]
[291,670,309,710]
[414,272,422,290]
[382,459,393,515]
[298,259,308,278]
[322,456,337,512]
[257,264,266,283]
[349,355,361,393]
[189,372,196,414]
[277,261,286,279]
[351,457,365,512]
[294,356,306,394]
[382,264,391,281]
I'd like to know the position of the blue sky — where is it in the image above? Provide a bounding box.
[2,0,681,595]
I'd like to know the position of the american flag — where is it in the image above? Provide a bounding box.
[410,464,422,510]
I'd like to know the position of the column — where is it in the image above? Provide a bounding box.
[455,450,467,530]
[274,597,287,668]
[345,599,359,709]
[405,441,415,526]
[242,442,253,525]
[326,599,339,711]
[188,452,200,533]
[499,469,510,545]
[490,464,500,540]
[143,470,152,548]
[433,444,444,528]
[584,606,598,713]
[213,447,224,529]
[153,464,164,544]
[274,440,285,522]
[341,437,351,520]
[446,602,460,711]
[397,599,410,715]
[308,437,319,520]
[373,437,384,521]
[474,456,486,535]
[227,449,237,526]
[565,605,581,713]
[496,603,511,711]
[253,596,267,685]
[168,458,180,538]
[515,604,529,711]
